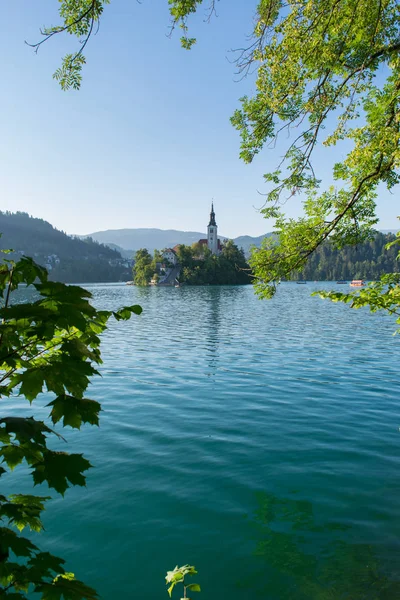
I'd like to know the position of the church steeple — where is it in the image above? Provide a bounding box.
[207,201,219,255]
[208,202,217,227]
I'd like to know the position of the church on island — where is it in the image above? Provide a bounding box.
[196,203,222,255]
[157,204,223,284]
[163,203,222,264]
[145,203,250,286]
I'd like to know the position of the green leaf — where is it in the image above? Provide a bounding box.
[0,527,38,557]
[47,396,101,429]
[35,282,92,302]
[130,304,143,315]
[0,429,11,444]
[0,445,26,470]
[0,494,49,532]
[32,451,92,495]
[112,304,142,320]
[0,417,62,445]
[14,369,45,402]
[28,551,66,580]
[35,573,98,600]
[186,583,201,592]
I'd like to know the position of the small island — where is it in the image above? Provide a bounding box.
[133,204,252,286]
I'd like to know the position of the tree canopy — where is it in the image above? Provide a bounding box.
[236,0,400,297]
[133,242,251,286]
[133,248,154,286]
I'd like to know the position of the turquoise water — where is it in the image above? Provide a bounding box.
[6,283,400,598]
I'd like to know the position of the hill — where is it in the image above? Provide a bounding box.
[0,211,131,283]
[80,228,272,256]
[233,234,272,255]
[80,228,214,254]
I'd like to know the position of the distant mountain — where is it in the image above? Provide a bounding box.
[80,228,209,254]
[0,211,131,283]
[80,228,272,256]
[233,234,273,255]
[102,242,134,259]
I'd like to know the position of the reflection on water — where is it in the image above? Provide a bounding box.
[242,491,400,599]
[205,286,222,373]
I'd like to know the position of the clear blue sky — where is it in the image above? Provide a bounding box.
[0,1,398,237]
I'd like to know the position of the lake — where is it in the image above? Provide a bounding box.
[6,283,400,598]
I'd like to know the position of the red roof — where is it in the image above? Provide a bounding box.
[197,238,223,250]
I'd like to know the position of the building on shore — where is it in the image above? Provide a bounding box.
[162,248,178,265]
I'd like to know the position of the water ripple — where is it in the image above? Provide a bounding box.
[5,283,400,599]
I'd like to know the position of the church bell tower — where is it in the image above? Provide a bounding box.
[207,202,218,255]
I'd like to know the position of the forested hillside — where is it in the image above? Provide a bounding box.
[0,211,131,282]
[293,232,399,281]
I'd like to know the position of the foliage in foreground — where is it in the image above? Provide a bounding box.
[0,253,142,598]
[165,565,201,599]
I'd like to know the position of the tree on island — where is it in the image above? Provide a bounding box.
[28,0,400,326]
[175,240,251,286]
[133,248,154,286]
[133,241,251,286]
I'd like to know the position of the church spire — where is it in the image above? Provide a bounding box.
[208,202,217,227]
[207,200,219,255]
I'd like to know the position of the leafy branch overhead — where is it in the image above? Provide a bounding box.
[27,0,110,91]
[27,0,213,90]
[0,252,142,598]
[236,0,400,297]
